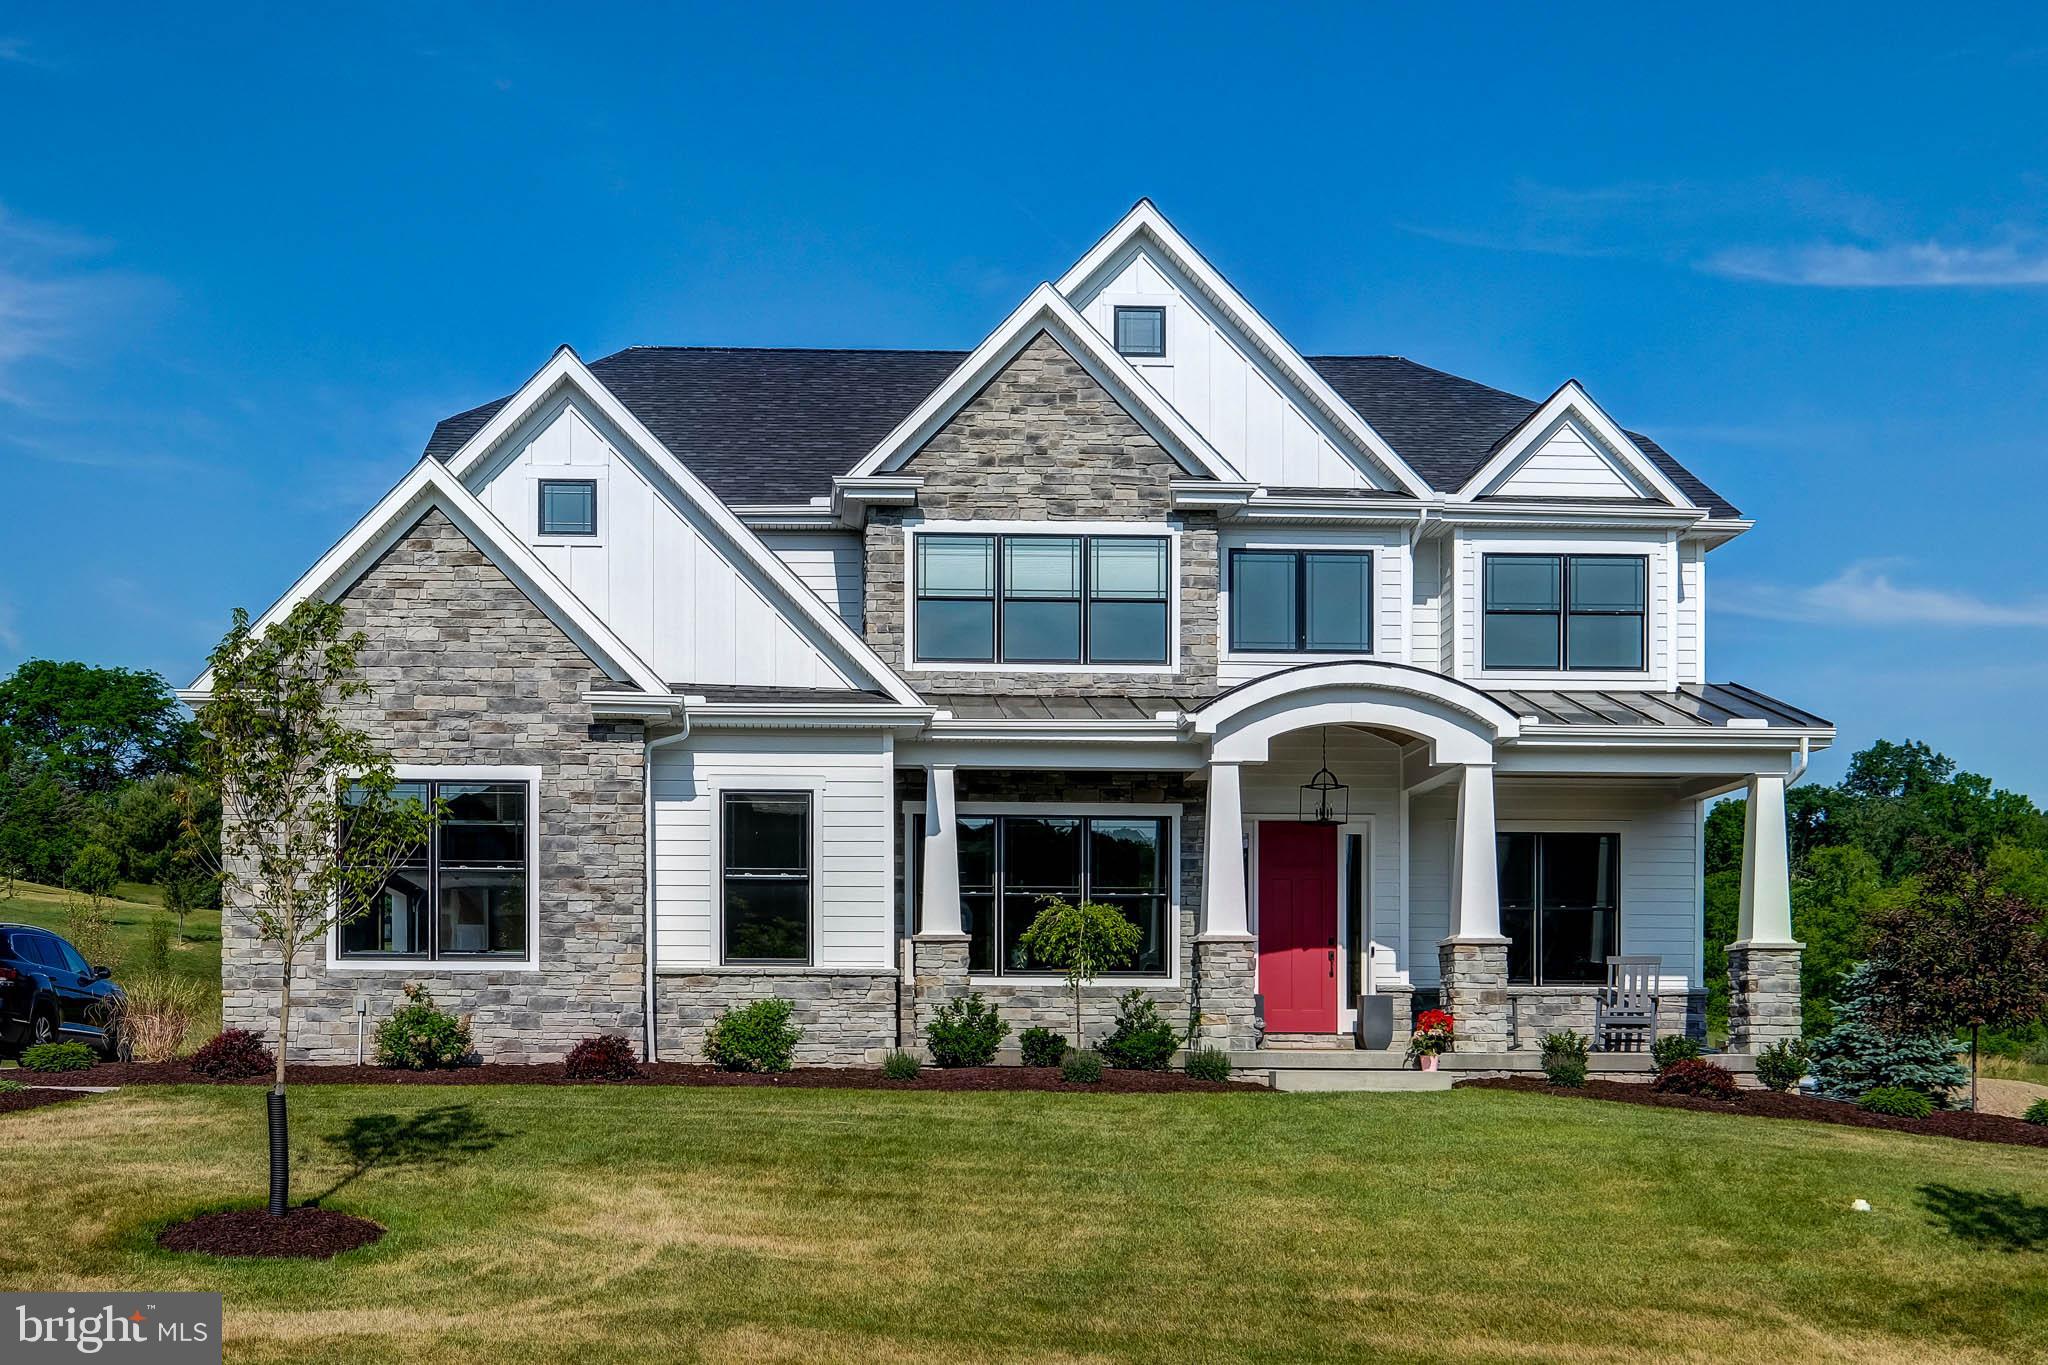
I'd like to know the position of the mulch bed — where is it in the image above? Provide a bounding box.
[0,1087,90,1116]
[81,1060,1253,1092]
[157,1207,385,1259]
[1458,1075,2048,1149]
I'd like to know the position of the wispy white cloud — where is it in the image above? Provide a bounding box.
[1702,239,2048,287]
[0,204,167,406]
[0,37,40,66]
[1718,560,2048,628]
[0,597,20,654]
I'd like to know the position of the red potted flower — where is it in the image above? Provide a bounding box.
[1409,1008,1455,1071]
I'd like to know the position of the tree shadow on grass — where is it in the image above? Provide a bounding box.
[1919,1183,2048,1253]
[309,1105,508,1207]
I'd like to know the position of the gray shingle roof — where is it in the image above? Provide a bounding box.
[424,345,1740,517]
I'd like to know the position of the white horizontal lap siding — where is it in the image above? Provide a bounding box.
[1216,530,1409,688]
[1677,539,1704,685]
[1405,791,1454,985]
[1491,423,1646,499]
[651,732,895,970]
[472,398,858,691]
[760,531,865,632]
[1452,529,1677,688]
[1408,538,1441,674]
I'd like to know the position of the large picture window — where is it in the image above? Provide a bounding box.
[1482,554,1645,671]
[1497,832,1619,985]
[341,780,528,960]
[914,813,1170,976]
[913,533,1170,666]
[722,792,811,963]
[1229,549,1372,652]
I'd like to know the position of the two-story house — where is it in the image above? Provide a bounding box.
[190,202,1830,1069]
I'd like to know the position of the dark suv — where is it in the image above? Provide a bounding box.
[0,925,124,1057]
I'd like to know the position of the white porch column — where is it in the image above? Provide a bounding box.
[1201,760,1249,938]
[1736,772,1796,946]
[1447,762,1501,942]
[918,764,963,938]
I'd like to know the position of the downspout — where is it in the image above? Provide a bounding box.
[644,707,693,1063]
[1787,734,1811,787]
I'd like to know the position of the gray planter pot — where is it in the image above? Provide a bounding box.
[1355,994,1395,1051]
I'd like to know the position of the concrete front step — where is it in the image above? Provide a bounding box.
[1264,1068,1455,1093]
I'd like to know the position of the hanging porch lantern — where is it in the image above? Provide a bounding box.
[1298,727,1350,825]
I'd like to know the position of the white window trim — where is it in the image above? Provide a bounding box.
[1461,533,1675,687]
[899,799,1182,986]
[714,776,826,968]
[902,520,1183,675]
[324,763,543,974]
[1108,294,1176,365]
[1219,536,1382,664]
[530,465,611,549]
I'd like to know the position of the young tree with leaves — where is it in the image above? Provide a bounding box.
[184,600,436,1217]
[1863,845,2048,1111]
[1017,896,1142,1047]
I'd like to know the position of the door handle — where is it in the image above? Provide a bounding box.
[1328,947,1336,978]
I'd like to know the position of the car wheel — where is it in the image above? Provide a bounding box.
[29,1011,56,1047]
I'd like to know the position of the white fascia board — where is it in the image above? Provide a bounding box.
[841,283,1244,485]
[1693,519,1754,550]
[1455,381,1695,509]
[1169,478,1258,512]
[439,348,924,706]
[1231,494,1430,527]
[1055,201,1436,501]
[583,690,688,720]
[1506,727,1835,749]
[682,702,933,732]
[733,502,843,531]
[184,459,669,696]
[921,717,1188,745]
[1437,503,1706,532]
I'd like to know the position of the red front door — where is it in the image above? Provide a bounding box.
[1257,821,1339,1033]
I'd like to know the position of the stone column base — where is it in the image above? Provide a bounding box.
[1192,937,1256,1051]
[1438,939,1510,1052]
[910,935,971,1058]
[1727,944,1802,1052]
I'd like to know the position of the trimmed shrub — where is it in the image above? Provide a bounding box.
[0,1077,24,1094]
[373,984,474,1070]
[1651,1057,1738,1099]
[1858,1085,1936,1119]
[1808,963,1965,1104]
[21,1041,96,1073]
[1541,1030,1590,1088]
[1650,1034,1705,1071]
[1754,1038,1808,1093]
[704,997,802,1073]
[2023,1098,2048,1126]
[881,1049,921,1081]
[1184,1047,1232,1082]
[1061,1049,1105,1084]
[563,1034,642,1081]
[1098,989,1179,1071]
[925,991,1008,1067]
[189,1028,273,1079]
[1018,1026,1068,1068]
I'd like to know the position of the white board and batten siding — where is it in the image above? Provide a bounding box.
[1215,528,1410,688]
[758,531,865,632]
[1069,245,1391,491]
[1404,781,1702,989]
[1484,419,1652,500]
[651,732,895,970]
[470,396,861,691]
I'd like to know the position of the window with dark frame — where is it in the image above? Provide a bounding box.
[1113,305,1166,358]
[340,780,528,960]
[911,813,1170,976]
[1497,831,1619,986]
[538,479,598,536]
[913,533,1170,666]
[1482,553,1645,671]
[1229,549,1372,653]
[722,792,811,964]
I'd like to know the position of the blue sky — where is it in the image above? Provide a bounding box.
[3,5,2047,795]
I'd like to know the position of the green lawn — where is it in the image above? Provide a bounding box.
[0,879,224,1049]
[2,1085,2044,1363]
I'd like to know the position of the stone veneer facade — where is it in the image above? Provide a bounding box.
[1437,941,1511,1053]
[863,331,1220,697]
[1505,986,1708,1052]
[1726,944,1803,1052]
[222,510,647,1063]
[655,971,897,1066]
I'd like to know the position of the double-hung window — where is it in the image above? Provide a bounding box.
[1229,549,1372,653]
[341,780,528,961]
[913,533,1170,665]
[722,792,811,963]
[1497,832,1619,985]
[1482,553,1646,671]
[914,813,1170,976]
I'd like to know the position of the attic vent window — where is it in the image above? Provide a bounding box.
[1113,306,1166,358]
[538,480,597,537]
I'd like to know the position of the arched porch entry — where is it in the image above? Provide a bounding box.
[1189,664,1522,1044]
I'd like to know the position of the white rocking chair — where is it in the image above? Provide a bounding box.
[1594,955,1661,1052]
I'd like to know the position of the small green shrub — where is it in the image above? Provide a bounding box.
[21,1041,96,1073]
[2023,1098,2048,1126]
[1061,1048,1104,1084]
[1858,1085,1936,1119]
[373,984,474,1070]
[189,1028,273,1079]
[1651,1034,1705,1071]
[703,997,802,1073]
[1184,1047,1232,1082]
[1754,1039,1808,1093]
[563,1034,641,1081]
[1540,1030,1590,1088]
[144,910,173,974]
[1651,1057,1738,1099]
[0,1077,26,1094]
[881,1049,921,1081]
[1098,989,1179,1070]
[1018,1025,1068,1068]
[925,991,1009,1067]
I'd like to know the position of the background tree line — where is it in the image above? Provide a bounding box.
[1704,738,2048,1052]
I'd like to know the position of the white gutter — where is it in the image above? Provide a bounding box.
[642,710,695,1063]
[1787,733,1812,786]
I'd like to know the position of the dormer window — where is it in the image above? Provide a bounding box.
[538,480,597,537]
[1113,306,1166,358]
